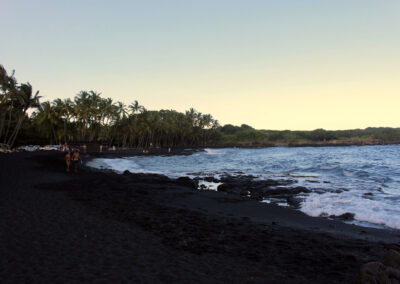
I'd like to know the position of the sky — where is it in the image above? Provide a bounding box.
[2,0,399,130]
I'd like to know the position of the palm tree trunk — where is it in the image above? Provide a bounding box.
[63,120,67,142]
[51,124,58,144]
[7,113,25,147]
[0,111,6,140]
[122,133,128,147]
[4,104,14,143]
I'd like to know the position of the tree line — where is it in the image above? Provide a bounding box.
[2,64,400,149]
[0,65,41,147]
[1,65,219,148]
[30,90,219,148]
[214,124,400,146]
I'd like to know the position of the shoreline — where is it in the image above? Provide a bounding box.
[1,151,400,283]
[4,141,400,155]
[87,147,400,232]
[85,152,400,242]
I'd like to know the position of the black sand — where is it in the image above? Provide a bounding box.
[1,151,399,283]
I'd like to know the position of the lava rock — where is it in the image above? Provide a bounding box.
[330,212,355,221]
[286,196,302,209]
[176,177,198,190]
[360,262,389,283]
[217,184,229,192]
[387,249,400,270]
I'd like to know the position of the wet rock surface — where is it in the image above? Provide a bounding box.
[330,212,356,221]
[211,174,312,207]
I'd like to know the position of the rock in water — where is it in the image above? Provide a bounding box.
[331,212,355,221]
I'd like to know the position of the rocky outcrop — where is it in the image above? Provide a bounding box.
[213,174,311,207]
[330,212,355,221]
[360,250,400,283]
[176,177,198,190]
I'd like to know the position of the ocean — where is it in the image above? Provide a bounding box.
[87,145,400,230]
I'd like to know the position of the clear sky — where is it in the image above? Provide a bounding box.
[2,0,399,130]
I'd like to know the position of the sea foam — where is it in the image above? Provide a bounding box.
[87,145,400,230]
[300,190,400,229]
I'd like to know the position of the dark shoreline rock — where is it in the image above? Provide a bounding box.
[330,212,356,221]
[215,175,310,207]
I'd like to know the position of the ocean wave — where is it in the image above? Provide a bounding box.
[88,158,146,174]
[87,145,400,229]
[300,191,400,230]
[204,148,226,155]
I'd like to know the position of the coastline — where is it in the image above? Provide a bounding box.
[207,140,400,148]
[1,151,399,283]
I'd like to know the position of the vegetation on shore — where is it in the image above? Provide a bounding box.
[1,64,400,148]
[214,124,400,147]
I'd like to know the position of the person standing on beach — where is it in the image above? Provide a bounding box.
[72,150,82,173]
[83,144,87,153]
[65,151,71,172]
[99,144,103,152]
[63,142,68,152]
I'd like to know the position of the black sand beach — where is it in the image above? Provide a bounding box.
[1,151,399,283]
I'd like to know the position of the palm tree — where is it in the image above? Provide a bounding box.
[7,83,41,147]
[34,101,59,143]
[129,100,144,115]
[0,65,18,143]
[74,91,93,140]
[0,66,222,147]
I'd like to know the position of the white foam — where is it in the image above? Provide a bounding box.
[320,166,336,170]
[343,170,356,177]
[87,158,141,173]
[301,191,400,230]
[86,146,400,230]
[88,157,186,178]
[198,180,222,191]
[204,148,225,155]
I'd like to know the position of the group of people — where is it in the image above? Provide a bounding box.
[62,142,83,173]
[64,149,81,173]
[62,142,117,172]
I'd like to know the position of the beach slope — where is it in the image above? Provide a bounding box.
[1,151,399,283]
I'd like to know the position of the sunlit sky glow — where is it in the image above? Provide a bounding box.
[2,0,399,130]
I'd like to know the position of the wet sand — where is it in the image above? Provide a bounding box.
[1,151,399,283]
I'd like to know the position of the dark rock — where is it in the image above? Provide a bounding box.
[217,183,229,192]
[286,196,302,208]
[363,192,374,199]
[176,177,198,190]
[360,262,389,284]
[265,186,311,196]
[330,212,355,221]
[199,184,207,190]
[291,186,311,194]
[385,266,400,280]
[203,176,220,183]
[386,249,400,270]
